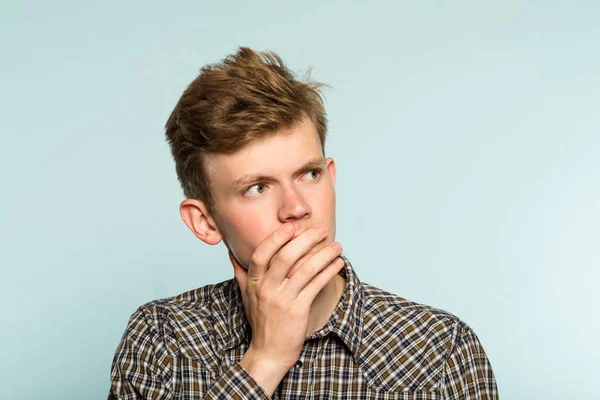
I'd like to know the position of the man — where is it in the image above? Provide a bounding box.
[108,47,498,399]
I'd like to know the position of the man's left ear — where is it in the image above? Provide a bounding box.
[179,199,223,245]
[326,157,337,186]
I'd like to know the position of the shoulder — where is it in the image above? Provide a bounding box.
[361,282,464,331]
[136,279,233,316]
[123,279,234,346]
[359,282,477,390]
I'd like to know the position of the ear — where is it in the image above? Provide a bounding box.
[179,199,223,245]
[326,157,337,186]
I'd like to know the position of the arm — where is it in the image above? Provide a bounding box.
[108,307,172,400]
[228,223,344,396]
[442,322,499,399]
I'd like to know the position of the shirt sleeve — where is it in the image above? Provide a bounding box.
[203,361,271,399]
[108,307,173,400]
[108,306,271,400]
[441,322,499,399]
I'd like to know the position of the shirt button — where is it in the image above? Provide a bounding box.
[294,360,303,369]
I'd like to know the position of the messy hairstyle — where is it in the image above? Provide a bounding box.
[164,47,328,214]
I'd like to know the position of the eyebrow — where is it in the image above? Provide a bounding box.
[231,157,326,191]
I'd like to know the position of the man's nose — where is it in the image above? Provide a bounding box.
[277,185,311,221]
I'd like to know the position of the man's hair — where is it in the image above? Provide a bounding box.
[164,47,328,214]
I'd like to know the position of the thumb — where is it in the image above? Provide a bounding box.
[228,250,247,292]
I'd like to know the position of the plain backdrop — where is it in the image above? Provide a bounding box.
[1,1,598,398]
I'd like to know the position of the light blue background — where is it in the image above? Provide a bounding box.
[2,1,598,398]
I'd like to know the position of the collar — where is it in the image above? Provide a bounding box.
[214,254,365,363]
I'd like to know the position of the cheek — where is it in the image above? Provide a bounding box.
[312,184,336,217]
[218,208,277,263]
[321,186,337,238]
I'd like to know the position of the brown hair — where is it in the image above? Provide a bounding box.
[164,47,328,214]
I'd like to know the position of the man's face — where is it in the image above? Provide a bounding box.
[205,116,337,268]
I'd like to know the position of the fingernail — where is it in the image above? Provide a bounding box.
[315,224,328,234]
[330,242,342,252]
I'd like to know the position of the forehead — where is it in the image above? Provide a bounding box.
[206,118,324,188]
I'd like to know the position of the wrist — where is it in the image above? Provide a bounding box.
[239,346,291,396]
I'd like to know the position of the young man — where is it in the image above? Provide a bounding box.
[108,47,498,399]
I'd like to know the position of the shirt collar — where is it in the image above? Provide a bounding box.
[214,254,365,363]
[214,274,249,352]
[329,254,365,363]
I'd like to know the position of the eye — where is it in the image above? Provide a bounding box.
[244,183,267,197]
[302,169,321,181]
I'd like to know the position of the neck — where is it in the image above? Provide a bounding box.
[306,272,346,336]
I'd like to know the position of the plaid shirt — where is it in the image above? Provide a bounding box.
[108,255,498,399]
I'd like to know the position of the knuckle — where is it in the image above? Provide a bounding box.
[297,263,316,281]
[271,251,290,267]
[273,299,285,312]
[289,308,303,319]
[250,254,262,268]
[255,285,269,300]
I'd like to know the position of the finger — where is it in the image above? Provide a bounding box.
[248,222,296,277]
[286,250,318,278]
[266,224,330,284]
[286,242,343,296]
[229,250,248,292]
[297,257,345,304]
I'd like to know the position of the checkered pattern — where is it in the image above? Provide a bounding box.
[108,255,498,399]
